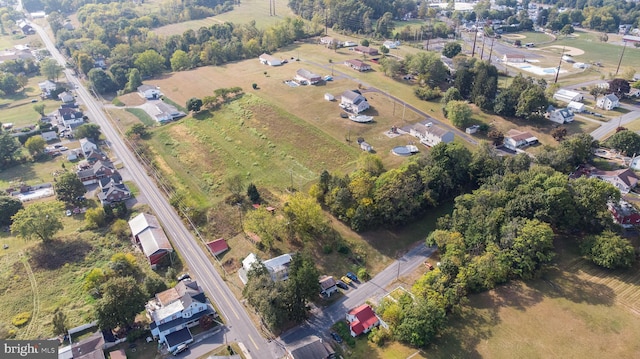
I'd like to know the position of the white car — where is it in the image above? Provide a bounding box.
[172,344,188,356]
[65,210,72,217]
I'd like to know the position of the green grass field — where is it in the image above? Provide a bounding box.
[553,29,640,72]
[126,108,156,127]
[0,156,66,188]
[151,0,295,37]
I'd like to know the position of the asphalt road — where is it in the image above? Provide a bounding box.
[29,21,282,359]
[279,243,436,345]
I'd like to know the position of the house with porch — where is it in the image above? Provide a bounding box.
[346,304,380,337]
[128,213,174,267]
[590,167,639,194]
[503,129,538,151]
[340,90,370,114]
[97,176,131,205]
[410,123,454,147]
[344,59,371,72]
[147,280,216,353]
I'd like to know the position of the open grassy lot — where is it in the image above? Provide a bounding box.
[151,0,295,37]
[504,31,555,45]
[0,156,66,188]
[0,76,63,128]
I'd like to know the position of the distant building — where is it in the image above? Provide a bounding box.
[344,59,371,72]
[590,167,638,194]
[138,84,161,100]
[596,94,619,110]
[567,101,585,113]
[503,129,538,151]
[319,36,340,47]
[553,89,583,103]
[353,46,379,56]
[259,53,282,66]
[502,53,525,63]
[383,40,400,49]
[548,108,574,124]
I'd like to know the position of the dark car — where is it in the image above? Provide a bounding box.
[177,273,191,281]
[331,332,343,343]
[336,280,349,290]
[346,272,358,282]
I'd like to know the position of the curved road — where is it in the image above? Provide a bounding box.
[29,21,282,359]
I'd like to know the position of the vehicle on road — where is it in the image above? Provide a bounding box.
[346,272,358,282]
[331,332,343,343]
[340,276,352,285]
[59,146,68,151]
[336,280,349,290]
[177,273,191,281]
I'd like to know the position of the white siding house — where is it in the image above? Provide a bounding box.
[597,94,619,110]
[410,123,454,147]
[259,53,282,66]
[340,90,370,114]
[548,108,574,124]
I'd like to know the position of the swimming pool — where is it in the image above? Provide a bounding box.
[543,68,557,74]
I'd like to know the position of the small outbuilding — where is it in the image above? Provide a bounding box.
[324,93,334,101]
[206,238,229,257]
[259,53,282,66]
[553,89,584,103]
[41,131,58,142]
[567,101,585,113]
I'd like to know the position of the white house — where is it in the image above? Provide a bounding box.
[597,94,619,110]
[340,90,370,114]
[567,101,585,113]
[154,102,185,123]
[503,129,538,151]
[259,53,282,66]
[553,89,584,103]
[79,138,98,157]
[383,40,400,49]
[548,108,574,124]
[147,280,216,353]
[138,84,161,100]
[38,80,57,96]
[58,91,74,103]
[319,276,338,297]
[410,123,454,147]
[319,36,340,47]
[240,253,292,283]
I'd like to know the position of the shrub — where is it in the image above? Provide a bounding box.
[414,86,442,101]
[252,83,258,89]
[322,244,333,254]
[357,267,371,282]
[112,98,125,106]
[11,312,31,327]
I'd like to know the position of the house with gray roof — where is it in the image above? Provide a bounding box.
[548,107,574,124]
[128,213,173,267]
[410,122,454,147]
[146,280,216,354]
[340,90,370,114]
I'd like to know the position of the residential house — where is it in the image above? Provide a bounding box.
[286,336,336,359]
[295,68,322,85]
[346,304,380,337]
[41,131,57,142]
[0,49,33,63]
[58,91,75,103]
[319,36,340,47]
[17,20,35,35]
[340,90,370,114]
[259,53,282,66]
[147,280,216,353]
[138,84,161,100]
[410,123,454,147]
[342,41,357,47]
[69,331,105,359]
[240,253,292,284]
[383,40,400,49]
[553,89,584,103]
[97,177,131,205]
[59,108,84,129]
[76,160,116,185]
[319,276,338,297]
[60,102,79,109]
[502,53,525,63]
[353,46,379,56]
[79,138,98,157]
[503,129,538,151]
[548,108,574,124]
[38,80,57,96]
[590,167,639,194]
[597,93,619,110]
[154,102,185,123]
[206,238,229,257]
[567,101,585,113]
[128,213,174,267]
[344,59,371,72]
[62,21,75,31]
[85,149,107,164]
[608,200,640,228]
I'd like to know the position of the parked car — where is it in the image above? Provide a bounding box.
[424,261,434,270]
[31,98,38,103]
[340,276,352,285]
[346,272,358,282]
[331,332,343,343]
[172,344,188,356]
[59,146,68,151]
[336,280,349,290]
[177,273,191,281]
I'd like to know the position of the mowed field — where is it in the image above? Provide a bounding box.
[151,0,295,37]
[419,248,640,359]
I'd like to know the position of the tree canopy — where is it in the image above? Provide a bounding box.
[75,123,101,142]
[11,201,64,243]
[95,277,147,330]
[582,231,636,269]
[55,171,87,205]
[605,130,640,156]
[0,195,23,226]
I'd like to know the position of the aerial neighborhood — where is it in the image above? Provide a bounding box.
[2,0,640,359]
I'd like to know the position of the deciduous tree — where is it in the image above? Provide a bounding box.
[445,100,473,128]
[134,50,165,77]
[11,201,64,243]
[75,123,101,142]
[186,97,203,112]
[582,231,635,269]
[24,136,46,156]
[442,42,462,58]
[55,172,86,205]
[0,195,23,225]
[95,277,146,330]
[39,58,63,81]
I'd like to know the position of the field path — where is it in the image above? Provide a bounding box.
[20,253,40,339]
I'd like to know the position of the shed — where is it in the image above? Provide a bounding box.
[465,125,480,134]
[206,238,229,257]
[567,101,585,113]
[324,93,334,101]
[553,89,583,103]
[259,53,282,66]
[360,142,372,152]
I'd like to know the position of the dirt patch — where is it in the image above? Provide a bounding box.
[116,93,146,106]
[545,45,585,56]
[502,34,527,39]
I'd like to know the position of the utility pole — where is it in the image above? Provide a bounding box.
[471,29,478,57]
[554,46,565,84]
[269,0,272,16]
[615,41,627,76]
[273,0,276,16]
[488,37,495,64]
[480,34,486,60]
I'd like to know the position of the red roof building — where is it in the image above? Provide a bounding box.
[346,304,380,337]
[206,238,229,256]
[608,200,640,228]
